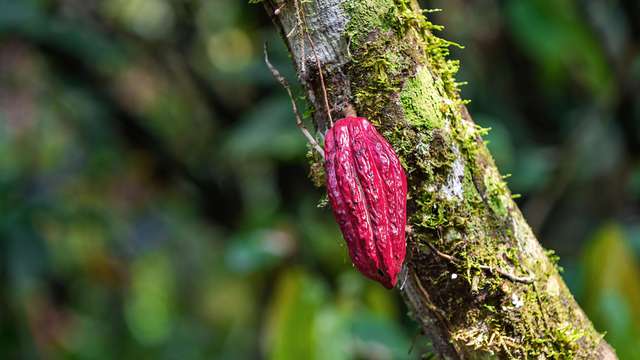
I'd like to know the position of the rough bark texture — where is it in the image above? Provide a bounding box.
[263,0,617,358]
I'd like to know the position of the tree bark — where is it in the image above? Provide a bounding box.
[262,0,617,358]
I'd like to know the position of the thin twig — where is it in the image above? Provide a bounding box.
[264,44,325,159]
[399,263,410,290]
[480,264,535,284]
[426,243,535,284]
[286,24,298,38]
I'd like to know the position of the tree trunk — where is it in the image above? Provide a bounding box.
[262,0,617,358]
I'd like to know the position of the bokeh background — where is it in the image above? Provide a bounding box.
[1,0,639,359]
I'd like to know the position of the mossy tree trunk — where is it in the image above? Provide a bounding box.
[262,0,617,358]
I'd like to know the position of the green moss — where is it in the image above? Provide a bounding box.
[349,33,410,122]
[400,67,447,129]
[307,149,325,188]
[483,171,510,219]
[341,0,462,128]
[343,0,395,43]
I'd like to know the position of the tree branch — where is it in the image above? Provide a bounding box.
[263,0,617,358]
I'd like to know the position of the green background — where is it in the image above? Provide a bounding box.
[1,0,639,358]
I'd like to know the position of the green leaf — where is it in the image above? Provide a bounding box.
[264,269,326,360]
[125,251,175,346]
[582,223,640,358]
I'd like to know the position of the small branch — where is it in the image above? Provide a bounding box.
[264,44,325,158]
[481,264,535,285]
[426,243,535,284]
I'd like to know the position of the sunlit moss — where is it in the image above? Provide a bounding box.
[400,67,447,130]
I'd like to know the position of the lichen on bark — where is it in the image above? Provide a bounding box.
[262,0,616,358]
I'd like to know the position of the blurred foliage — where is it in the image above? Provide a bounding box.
[581,224,640,360]
[0,0,638,359]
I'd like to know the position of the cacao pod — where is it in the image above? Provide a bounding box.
[324,117,407,288]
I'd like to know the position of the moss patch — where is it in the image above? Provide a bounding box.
[400,67,448,129]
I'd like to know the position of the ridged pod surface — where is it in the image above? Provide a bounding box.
[324,117,407,288]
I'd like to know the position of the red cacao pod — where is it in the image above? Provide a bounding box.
[324,117,407,288]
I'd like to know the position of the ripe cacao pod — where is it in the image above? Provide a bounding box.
[324,117,407,288]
